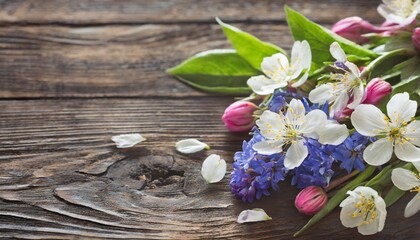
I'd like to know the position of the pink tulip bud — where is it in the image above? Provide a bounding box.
[222,101,257,132]
[412,28,420,50]
[295,186,328,216]
[363,78,392,105]
[332,17,376,44]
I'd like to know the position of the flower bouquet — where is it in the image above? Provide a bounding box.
[167,0,420,236]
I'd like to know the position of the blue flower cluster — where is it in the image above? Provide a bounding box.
[230,130,287,202]
[230,91,376,202]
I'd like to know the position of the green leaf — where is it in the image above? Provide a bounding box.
[384,32,414,52]
[167,49,260,94]
[285,6,378,70]
[392,56,420,95]
[216,18,286,70]
[294,166,376,237]
[361,48,408,79]
[384,186,406,207]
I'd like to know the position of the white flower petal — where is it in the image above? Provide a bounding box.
[387,92,417,126]
[253,140,284,155]
[330,42,347,62]
[404,119,420,147]
[291,71,309,88]
[291,41,303,67]
[201,154,226,183]
[340,205,363,228]
[111,133,146,148]
[175,139,209,154]
[317,120,349,145]
[329,92,349,118]
[256,110,286,139]
[261,53,289,79]
[404,193,420,218]
[354,186,380,197]
[340,191,357,207]
[309,84,334,104]
[237,208,272,223]
[351,104,388,136]
[284,140,308,169]
[300,109,328,136]
[376,198,387,233]
[395,140,420,162]
[286,99,306,124]
[345,62,361,77]
[363,138,393,166]
[357,219,382,235]
[300,40,312,69]
[391,168,420,190]
[247,75,282,95]
[413,161,420,171]
[347,83,364,109]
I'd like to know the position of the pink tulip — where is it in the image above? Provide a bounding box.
[295,186,328,216]
[364,78,392,105]
[222,101,257,132]
[412,28,420,50]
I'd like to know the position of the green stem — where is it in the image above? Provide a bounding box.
[324,170,359,193]
[293,166,376,237]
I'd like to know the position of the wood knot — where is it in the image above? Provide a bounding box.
[106,155,184,191]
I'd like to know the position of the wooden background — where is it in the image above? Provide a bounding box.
[0,0,418,239]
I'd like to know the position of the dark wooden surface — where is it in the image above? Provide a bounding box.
[0,1,418,239]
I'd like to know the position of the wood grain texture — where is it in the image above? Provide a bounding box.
[0,23,293,98]
[1,0,417,239]
[0,98,418,239]
[0,0,381,25]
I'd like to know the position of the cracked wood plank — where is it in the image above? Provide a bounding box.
[0,23,291,98]
[0,0,381,25]
[0,98,418,239]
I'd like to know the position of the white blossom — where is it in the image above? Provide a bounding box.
[340,186,387,235]
[351,92,420,165]
[378,0,420,25]
[309,42,364,117]
[391,163,420,217]
[253,99,348,169]
[247,40,311,95]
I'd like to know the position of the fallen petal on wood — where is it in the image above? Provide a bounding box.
[111,133,146,148]
[175,138,210,154]
[201,154,226,183]
[237,208,272,223]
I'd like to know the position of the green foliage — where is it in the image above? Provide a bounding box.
[167,49,260,94]
[285,6,378,70]
[216,18,286,70]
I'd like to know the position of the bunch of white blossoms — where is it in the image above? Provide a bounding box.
[247,40,311,95]
[378,0,420,26]
[253,99,348,169]
[351,92,420,165]
[309,42,364,118]
[340,186,387,235]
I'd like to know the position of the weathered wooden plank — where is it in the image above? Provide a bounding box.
[0,23,294,98]
[0,98,417,239]
[0,0,382,25]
